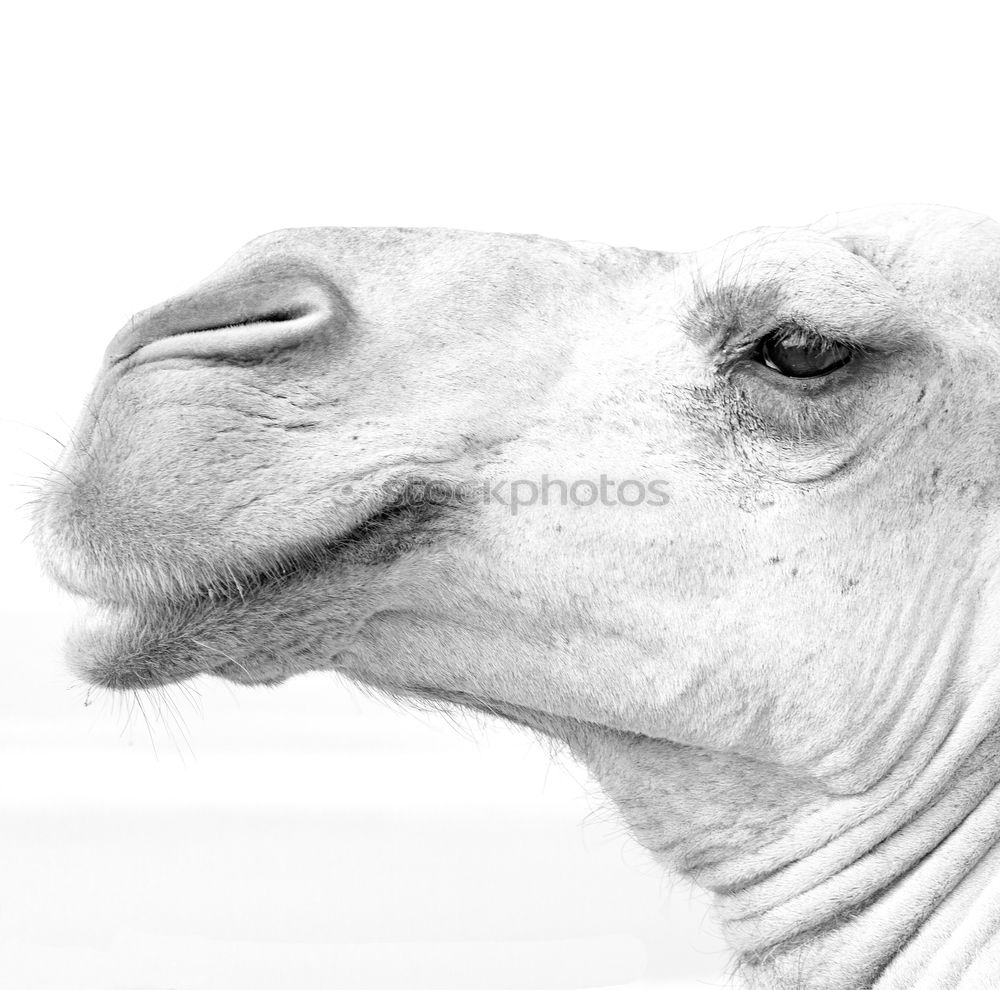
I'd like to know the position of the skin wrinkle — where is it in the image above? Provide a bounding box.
[31,205,1000,987]
[890,845,1000,987]
[811,539,969,787]
[808,780,1000,988]
[704,664,978,896]
[890,806,1000,986]
[729,727,1000,946]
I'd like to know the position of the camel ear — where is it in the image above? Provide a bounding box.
[811,205,1000,323]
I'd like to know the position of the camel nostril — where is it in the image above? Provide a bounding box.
[228,307,310,325]
[105,261,345,368]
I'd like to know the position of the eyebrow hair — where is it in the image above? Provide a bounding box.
[681,277,794,356]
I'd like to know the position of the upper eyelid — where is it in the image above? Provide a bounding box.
[757,325,857,374]
[755,322,868,355]
[682,278,907,371]
[701,320,873,388]
[712,320,861,373]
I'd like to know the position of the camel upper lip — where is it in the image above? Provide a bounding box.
[198,499,444,603]
[68,496,442,614]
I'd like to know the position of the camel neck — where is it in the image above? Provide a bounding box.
[573,719,1000,988]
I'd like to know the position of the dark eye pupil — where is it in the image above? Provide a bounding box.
[758,328,852,378]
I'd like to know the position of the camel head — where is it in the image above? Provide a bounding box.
[34,206,1000,986]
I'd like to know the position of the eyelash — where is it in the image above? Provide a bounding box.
[764,322,829,350]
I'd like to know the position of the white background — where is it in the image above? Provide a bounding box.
[2,3,998,988]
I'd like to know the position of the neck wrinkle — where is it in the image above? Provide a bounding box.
[571,679,1000,989]
[726,729,1000,988]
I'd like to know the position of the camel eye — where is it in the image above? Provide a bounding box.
[756,324,853,378]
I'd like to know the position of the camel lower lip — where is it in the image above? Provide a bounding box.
[67,601,227,690]
[65,500,445,692]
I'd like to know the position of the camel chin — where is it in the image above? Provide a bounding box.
[34,206,1000,988]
